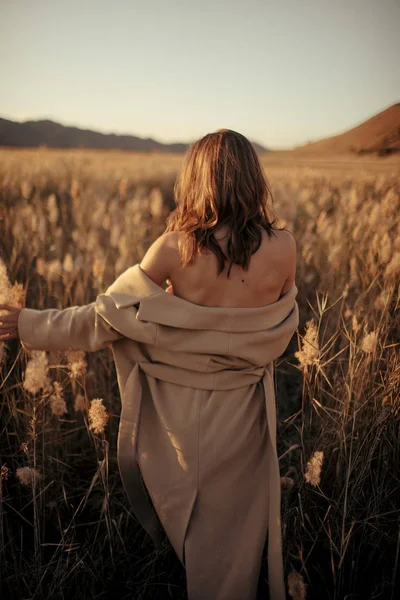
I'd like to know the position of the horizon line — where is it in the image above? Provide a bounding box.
[1,101,398,152]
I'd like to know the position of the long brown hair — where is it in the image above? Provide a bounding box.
[165,129,284,278]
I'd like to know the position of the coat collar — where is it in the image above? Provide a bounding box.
[104,264,298,333]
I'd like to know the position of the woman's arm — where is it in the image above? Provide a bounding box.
[0,301,123,353]
[0,231,180,352]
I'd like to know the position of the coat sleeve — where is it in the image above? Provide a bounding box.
[18,302,124,353]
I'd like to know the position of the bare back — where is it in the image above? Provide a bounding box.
[166,227,296,308]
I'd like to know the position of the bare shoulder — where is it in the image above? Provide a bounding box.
[273,229,297,290]
[257,228,297,295]
[158,230,180,247]
[275,228,296,245]
[279,229,297,258]
[139,231,181,286]
[266,228,296,258]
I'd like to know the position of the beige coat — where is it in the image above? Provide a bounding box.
[18,264,299,600]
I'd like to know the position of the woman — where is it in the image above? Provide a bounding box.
[0,129,298,600]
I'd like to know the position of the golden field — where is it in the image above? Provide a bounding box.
[0,148,399,600]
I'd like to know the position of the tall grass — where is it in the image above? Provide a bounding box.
[0,148,399,600]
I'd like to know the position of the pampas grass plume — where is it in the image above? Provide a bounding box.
[361,330,378,354]
[294,319,320,369]
[88,398,108,434]
[16,466,42,486]
[23,351,51,395]
[305,450,324,487]
[65,349,87,378]
[288,570,307,600]
[49,381,67,417]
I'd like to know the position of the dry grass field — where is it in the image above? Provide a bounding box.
[0,148,399,600]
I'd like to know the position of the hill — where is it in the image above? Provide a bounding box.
[294,104,400,156]
[0,118,268,153]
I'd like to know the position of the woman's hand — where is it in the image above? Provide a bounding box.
[0,304,22,341]
[165,279,174,295]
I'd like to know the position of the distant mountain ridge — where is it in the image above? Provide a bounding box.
[294,103,400,156]
[2,106,398,155]
[0,118,268,153]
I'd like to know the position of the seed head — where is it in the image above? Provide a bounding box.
[9,282,25,307]
[288,570,307,600]
[88,398,108,434]
[47,194,59,224]
[361,330,378,354]
[1,464,9,484]
[92,257,105,286]
[0,258,11,305]
[49,381,67,417]
[63,253,74,274]
[294,319,320,369]
[344,308,352,320]
[16,466,42,486]
[352,314,361,334]
[47,259,62,283]
[281,476,295,490]
[23,351,51,395]
[305,450,324,487]
[65,349,87,378]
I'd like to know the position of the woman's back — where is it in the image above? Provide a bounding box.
[150,226,296,309]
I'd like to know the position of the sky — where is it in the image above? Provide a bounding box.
[1,0,399,149]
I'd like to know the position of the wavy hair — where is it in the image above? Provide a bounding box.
[165,129,284,277]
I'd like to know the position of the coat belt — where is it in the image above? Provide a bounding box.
[117,361,286,600]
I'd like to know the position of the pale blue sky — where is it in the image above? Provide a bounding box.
[1,0,399,149]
